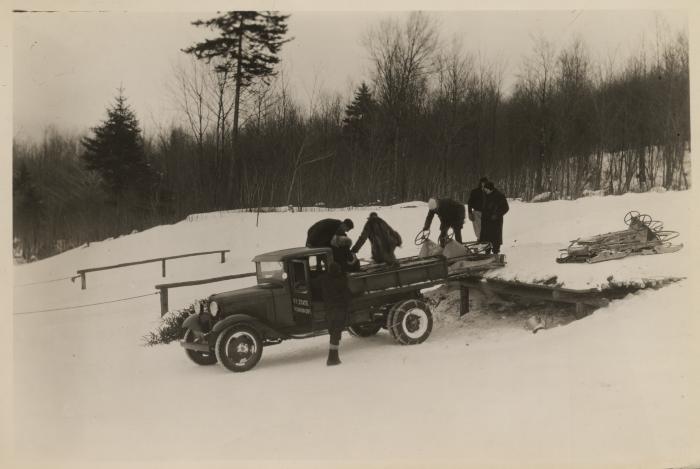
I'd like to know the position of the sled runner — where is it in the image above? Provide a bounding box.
[556,211,683,264]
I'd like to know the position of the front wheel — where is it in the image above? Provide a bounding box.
[387,300,433,345]
[347,322,382,337]
[183,329,217,366]
[215,325,263,372]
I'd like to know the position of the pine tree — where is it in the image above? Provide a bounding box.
[343,82,376,139]
[183,11,292,145]
[81,89,155,201]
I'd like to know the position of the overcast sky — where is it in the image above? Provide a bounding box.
[12,9,688,141]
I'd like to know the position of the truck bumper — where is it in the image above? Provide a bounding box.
[180,339,211,352]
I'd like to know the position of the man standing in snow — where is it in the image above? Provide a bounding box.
[467,177,489,241]
[306,218,354,248]
[480,181,509,255]
[351,212,403,266]
[422,197,466,247]
[320,262,353,366]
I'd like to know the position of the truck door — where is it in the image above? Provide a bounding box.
[289,256,329,330]
[289,259,313,328]
[307,254,328,322]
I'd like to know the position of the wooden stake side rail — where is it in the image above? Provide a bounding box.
[76,249,230,289]
[155,272,257,316]
[455,277,642,317]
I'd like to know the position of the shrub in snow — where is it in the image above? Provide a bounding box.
[142,303,198,346]
[650,186,667,193]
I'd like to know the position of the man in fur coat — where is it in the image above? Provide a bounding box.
[351,212,403,266]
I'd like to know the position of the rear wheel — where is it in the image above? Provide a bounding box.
[385,302,403,340]
[388,300,433,345]
[183,329,217,366]
[215,325,263,372]
[347,322,382,337]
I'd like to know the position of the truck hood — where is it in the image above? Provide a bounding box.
[209,284,274,305]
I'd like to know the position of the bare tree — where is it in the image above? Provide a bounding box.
[364,12,439,201]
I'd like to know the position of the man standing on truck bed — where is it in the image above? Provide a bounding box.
[320,262,353,366]
[422,197,466,247]
[306,218,354,248]
[467,177,489,241]
[306,218,358,272]
[351,212,403,266]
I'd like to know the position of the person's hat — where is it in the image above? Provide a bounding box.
[479,176,489,183]
[342,218,354,230]
[484,181,495,190]
[368,212,378,219]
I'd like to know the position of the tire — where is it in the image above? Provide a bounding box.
[347,322,382,337]
[183,329,217,366]
[385,302,402,341]
[388,300,433,345]
[214,325,263,372]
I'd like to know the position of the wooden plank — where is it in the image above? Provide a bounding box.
[459,278,613,308]
[77,249,231,274]
[155,272,256,290]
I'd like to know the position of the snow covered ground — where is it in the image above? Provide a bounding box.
[10,190,700,467]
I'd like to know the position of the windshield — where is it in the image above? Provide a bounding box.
[257,261,285,283]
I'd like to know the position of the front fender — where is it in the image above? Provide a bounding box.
[182,314,202,332]
[211,313,287,341]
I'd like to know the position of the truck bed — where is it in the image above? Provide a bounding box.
[347,253,505,295]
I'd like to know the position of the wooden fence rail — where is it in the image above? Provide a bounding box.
[76,250,230,290]
[155,272,257,316]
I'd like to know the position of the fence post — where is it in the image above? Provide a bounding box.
[459,284,470,317]
[81,272,86,290]
[161,259,166,277]
[220,251,226,263]
[159,288,169,316]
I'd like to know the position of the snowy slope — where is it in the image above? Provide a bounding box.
[11,190,700,466]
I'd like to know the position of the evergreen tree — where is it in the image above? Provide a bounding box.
[343,82,376,139]
[81,89,155,202]
[183,11,292,145]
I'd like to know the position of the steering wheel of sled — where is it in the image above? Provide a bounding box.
[624,210,653,227]
[414,229,455,246]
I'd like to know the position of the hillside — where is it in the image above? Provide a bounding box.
[12,190,700,467]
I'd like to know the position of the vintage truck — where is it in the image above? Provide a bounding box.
[180,246,504,372]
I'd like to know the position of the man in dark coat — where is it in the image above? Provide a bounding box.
[422,197,466,247]
[480,181,509,254]
[467,177,489,241]
[306,218,354,248]
[320,262,353,366]
[351,212,403,266]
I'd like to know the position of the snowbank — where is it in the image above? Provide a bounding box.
[11,189,700,466]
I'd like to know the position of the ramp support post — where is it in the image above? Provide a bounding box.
[460,284,470,317]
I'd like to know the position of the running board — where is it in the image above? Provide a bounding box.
[288,329,329,339]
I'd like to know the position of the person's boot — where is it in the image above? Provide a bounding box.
[326,348,341,366]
